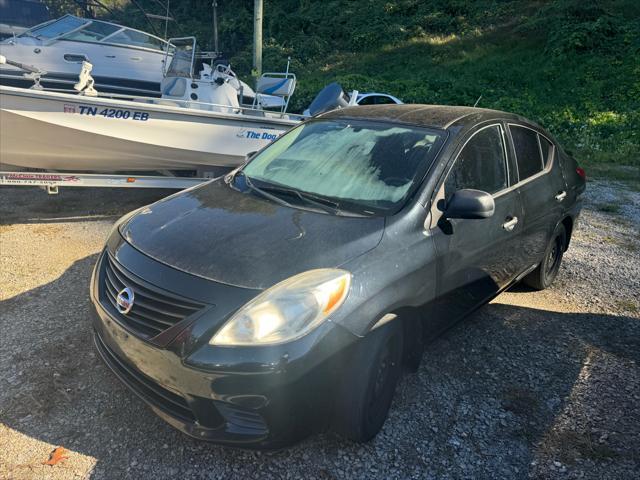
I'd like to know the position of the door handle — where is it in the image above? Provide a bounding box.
[555,191,567,202]
[502,216,518,232]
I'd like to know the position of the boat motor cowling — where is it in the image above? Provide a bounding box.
[306,82,351,117]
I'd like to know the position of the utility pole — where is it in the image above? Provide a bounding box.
[212,1,219,53]
[253,0,263,77]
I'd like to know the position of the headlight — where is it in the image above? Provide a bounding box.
[210,269,351,346]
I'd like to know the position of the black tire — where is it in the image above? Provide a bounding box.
[523,223,566,290]
[333,321,403,442]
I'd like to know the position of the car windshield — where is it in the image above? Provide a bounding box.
[241,119,443,214]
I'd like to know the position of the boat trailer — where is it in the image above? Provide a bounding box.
[0,171,213,195]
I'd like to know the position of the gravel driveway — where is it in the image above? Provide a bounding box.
[1,180,638,480]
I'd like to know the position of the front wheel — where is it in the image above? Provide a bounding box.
[332,321,403,442]
[523,223,566,290]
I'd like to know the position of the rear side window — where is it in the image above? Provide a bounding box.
[510,125,544,180]
[445,125,508,199]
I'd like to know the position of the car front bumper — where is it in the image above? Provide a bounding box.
[90,249,357,449]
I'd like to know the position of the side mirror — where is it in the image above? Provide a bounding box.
[445,189,495,219]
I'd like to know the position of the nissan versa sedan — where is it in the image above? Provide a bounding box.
[90,105,586,448]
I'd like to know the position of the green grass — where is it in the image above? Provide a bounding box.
[581,154,640,190]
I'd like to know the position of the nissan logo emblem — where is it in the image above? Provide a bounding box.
[116,287,135,314]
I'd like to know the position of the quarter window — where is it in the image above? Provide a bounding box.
[510,125,544,180]
[538,135,554,168]
[445,125,508,199]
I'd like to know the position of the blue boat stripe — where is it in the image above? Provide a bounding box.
[262,78,289,95]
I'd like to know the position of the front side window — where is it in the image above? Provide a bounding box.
[444,125,508,199]
[356,96,376,106]
[374,96,397,105]
[510,125,544,180]
[357,95,397,106]
[241,120,444,214]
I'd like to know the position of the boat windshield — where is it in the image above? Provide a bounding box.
[20,14,168,51]
[165,37,196,77]
[23,15,87,39]
[103,29,166,50]
[62,21,120,42]
[242,119,445,214]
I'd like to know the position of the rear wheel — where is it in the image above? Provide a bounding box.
[333,321,403,442]
[523,223,566,290]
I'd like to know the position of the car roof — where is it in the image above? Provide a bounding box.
[319,104,532,130]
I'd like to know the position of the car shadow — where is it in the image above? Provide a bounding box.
[1,256,638,478]
[0,186,175,224]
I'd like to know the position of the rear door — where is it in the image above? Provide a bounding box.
[507,124,567,269]
[429,123,526,329]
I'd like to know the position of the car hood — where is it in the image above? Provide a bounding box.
[120,179,384,289]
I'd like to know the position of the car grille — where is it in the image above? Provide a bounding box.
[94,333,196,422]
[102,254,205,339]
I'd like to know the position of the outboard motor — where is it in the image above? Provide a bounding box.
[306,82,351,116]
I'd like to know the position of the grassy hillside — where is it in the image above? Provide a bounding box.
[48,0,640,170]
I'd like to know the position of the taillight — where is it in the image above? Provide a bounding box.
[576,167,586,180]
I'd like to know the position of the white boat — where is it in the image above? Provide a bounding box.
[0,85,299,173]
[0,37,303,174]
[0,14,172,96]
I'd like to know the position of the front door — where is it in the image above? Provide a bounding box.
[429,123,526,330]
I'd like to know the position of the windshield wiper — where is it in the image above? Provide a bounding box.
[231,171,373,216]
[257,183,345,215]
[234,171,293,208]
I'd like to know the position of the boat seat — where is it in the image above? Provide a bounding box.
[255,76,296,97]
[252,73,297,113]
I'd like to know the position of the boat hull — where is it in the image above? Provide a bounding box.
[0,68,161,97]
[0,86,298,172]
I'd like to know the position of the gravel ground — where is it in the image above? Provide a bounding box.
[1,180,639,480]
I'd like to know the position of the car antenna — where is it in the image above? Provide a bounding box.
[473,95,482,108]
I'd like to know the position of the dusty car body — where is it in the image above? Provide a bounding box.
[90,104,586,448]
